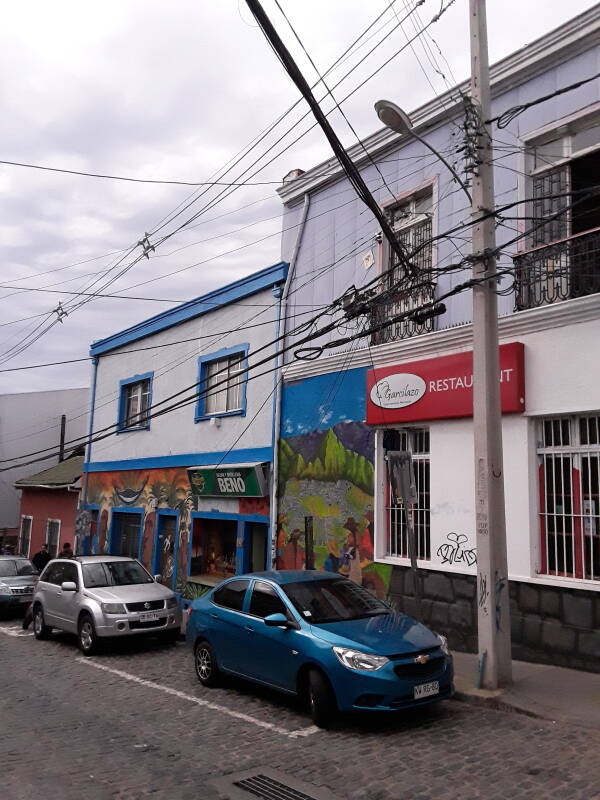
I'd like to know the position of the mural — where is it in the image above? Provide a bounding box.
[278,422,391,598]
[86,467,193,592]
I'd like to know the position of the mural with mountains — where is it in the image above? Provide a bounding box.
[277,421,391,599]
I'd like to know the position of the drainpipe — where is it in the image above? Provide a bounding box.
[269,193,310,568]
[81,355,99,514]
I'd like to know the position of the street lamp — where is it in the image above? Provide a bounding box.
[374,100,471,202]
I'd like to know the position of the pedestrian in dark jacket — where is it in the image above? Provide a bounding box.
[32,544,51,572]
[58,542,74,559]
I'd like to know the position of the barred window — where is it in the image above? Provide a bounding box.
[385,429,431,561]
[537,415,600,581]
[19,516,32,558]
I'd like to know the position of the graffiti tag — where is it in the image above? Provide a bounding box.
[478,572,489,610]
[436,532,477,567]
[495,571,507,632]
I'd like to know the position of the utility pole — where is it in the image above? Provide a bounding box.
[58,414,66,462]
[469,0,512,688]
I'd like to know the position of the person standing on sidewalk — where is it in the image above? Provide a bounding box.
[31,543,51,573]
[58,542,74,559]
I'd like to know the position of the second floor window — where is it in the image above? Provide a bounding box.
[515,111,600,310]
[373,187,434,345]
[197,347,248,420]
[118,373,153,430]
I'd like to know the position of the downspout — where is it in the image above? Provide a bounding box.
[269,192,310,568]
[80,356,99,549]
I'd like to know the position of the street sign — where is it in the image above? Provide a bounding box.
[386,450,418,505]
[188,464,267,498]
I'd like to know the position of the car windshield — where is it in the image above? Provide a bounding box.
[282,578,390,624]
[0,559,37,577]
[82,560,154,588]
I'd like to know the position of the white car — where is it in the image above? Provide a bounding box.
[32,555,181,655]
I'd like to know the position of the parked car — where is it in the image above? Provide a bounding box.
[187,570,453,728]
[32,555,182,655]
[0,555,38,617]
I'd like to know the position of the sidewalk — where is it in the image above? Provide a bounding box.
[452,650,600,730]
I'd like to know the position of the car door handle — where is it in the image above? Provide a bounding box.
[245,626,255,633]
[210,613,219,619]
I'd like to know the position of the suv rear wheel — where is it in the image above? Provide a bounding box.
[33,605,51,640]
[78,613,99,656]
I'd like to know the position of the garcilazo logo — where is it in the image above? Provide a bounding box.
[370,373,426,409]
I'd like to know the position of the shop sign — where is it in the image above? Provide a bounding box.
[187,464,267,498]
[366,342,525,424]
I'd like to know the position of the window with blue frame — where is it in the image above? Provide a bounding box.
[118,372,153,431]
[196,346,248,420]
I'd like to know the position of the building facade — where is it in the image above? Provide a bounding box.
[0,388,88,554]
[275,7,600,670]
[83,262,288,605]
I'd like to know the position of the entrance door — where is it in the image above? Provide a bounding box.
[248,523,268,572]
[111,512,142,558]
[154,515,177,586]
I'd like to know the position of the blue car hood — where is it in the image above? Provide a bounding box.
[309,611,441,656]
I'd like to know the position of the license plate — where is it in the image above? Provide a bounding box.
[414,681,439,699]
[139,612,160,622]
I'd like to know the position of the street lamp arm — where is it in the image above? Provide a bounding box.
[408,128,472,202]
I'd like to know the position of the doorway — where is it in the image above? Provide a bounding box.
[190,518,238,583]
[154,514,177,586]
[248,522,268,572]
[111,512,142,558]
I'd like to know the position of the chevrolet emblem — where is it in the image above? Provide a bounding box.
[414,654,429,664]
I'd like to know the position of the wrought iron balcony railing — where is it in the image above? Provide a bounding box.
[513,226,600,311]
[370,281,435,345]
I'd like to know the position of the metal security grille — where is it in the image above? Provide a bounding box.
[538,416,600,581]
[386,429,430,560]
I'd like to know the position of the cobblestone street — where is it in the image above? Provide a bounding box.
[1,620,599,800]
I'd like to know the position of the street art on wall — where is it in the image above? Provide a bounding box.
[278,422,391,598]
[86,467,194,592]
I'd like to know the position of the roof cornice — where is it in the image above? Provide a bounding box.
[90,261,289,356]
[277,5,600,205]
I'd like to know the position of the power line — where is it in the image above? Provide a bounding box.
[0,159,281,186]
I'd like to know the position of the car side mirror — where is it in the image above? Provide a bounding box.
[154,575,161,582]
[61,581,77,592]
[264,613,289,628]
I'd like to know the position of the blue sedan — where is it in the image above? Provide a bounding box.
[186,570,453,728]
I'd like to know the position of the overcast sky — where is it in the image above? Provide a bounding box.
[0,0,594,399]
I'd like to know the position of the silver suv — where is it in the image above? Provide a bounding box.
[32,556,182,655]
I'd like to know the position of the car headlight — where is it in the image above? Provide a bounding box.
[166,596,178,609]
[101,602,126,614]
[333,646,389,672]
[0,583,11,595]
[437,634,449,655]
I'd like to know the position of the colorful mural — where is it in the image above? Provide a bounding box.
[86,467,194,592]
[278,422,391,598]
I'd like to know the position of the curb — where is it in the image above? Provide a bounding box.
[452,689,547,722]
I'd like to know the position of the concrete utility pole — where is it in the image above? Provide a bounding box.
[469,0,512,688]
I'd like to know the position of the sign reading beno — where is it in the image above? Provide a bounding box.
[187,462,267,498]
[370,373,426,409]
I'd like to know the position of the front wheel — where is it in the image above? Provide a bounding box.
[78,614,99,656]
[33,605,51,639]
[194,640,221,687]
[307,669,337,729]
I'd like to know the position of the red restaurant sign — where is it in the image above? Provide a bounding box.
[366,342,525,425]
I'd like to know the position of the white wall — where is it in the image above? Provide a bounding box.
[378,315,600,589]
[0,387,89,528]
[90,286,280,464]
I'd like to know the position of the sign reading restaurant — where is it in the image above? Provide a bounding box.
[366,342,525,424]
[187,463,267,498]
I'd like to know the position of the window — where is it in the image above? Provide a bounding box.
[42,562,66,585]
[384,428,431,560]
[249,581,288,618]
[373,187,435,345]
[118,373,153,430]
[282,578,388,624]
[537,415,600,581]
[515,113,600,309]
[82,560,153,588]
[61,562,79,588]
[46,519,61,558]
[196,347,248,419]
[213,579,250,611]
[19,516,32,557]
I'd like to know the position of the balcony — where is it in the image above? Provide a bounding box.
[513,227,600,311]
[370,281,435,345]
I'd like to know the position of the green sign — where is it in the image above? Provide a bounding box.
[188,464,267,498]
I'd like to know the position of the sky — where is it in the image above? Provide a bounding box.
[0,0,595,398]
